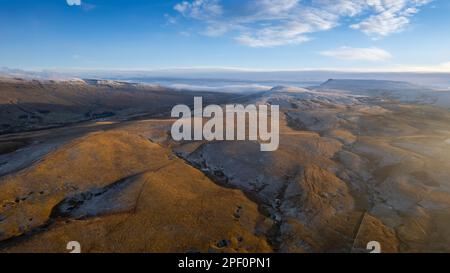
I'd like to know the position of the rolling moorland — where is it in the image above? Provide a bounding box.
[0,76,450,253]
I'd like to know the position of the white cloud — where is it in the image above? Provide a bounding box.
[351,0,433,37]
[351,12,410,37]
[174,0,222,20]
[236,33,311,48]
[252,0,300,17]
[164,14,178,25]
[242,14,326,46]
[320,47,392,61]
[66,0,81,6]
[312,0,367,16]
[440,61,450,69]
[173,0,433,46]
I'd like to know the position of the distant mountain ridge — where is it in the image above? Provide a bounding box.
[316,79,450,107]
[2,66,450,88]
[319,79,435,92]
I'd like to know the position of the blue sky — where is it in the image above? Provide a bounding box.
[0,0,449,71]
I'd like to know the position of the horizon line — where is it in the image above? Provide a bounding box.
[2,65,450,74]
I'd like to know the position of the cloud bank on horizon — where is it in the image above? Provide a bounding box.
[173,0,433,48]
